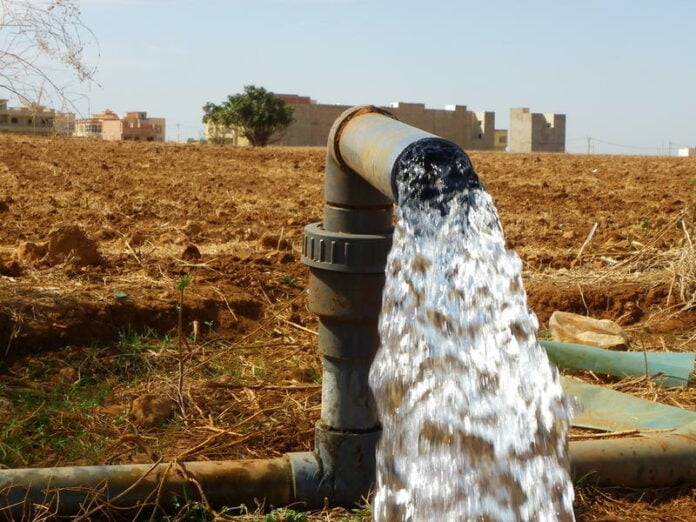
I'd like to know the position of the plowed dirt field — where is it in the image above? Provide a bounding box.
[1,135,695,520]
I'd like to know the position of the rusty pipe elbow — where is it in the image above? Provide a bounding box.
[326,106,482,211]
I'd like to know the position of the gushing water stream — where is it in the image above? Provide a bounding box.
[369,140,575,521]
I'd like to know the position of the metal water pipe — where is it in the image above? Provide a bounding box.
[299,105,449,506]
[569,420,696,487]
[0,458,294,520]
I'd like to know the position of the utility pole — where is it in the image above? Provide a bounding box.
[586,136,591,155]
[176,123,181,143]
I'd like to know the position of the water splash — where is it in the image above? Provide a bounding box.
[369,140,575,521]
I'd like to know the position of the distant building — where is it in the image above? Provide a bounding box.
[75,110,165,141]
[494,129,508,151]
[508,108,566,153]
[388,102,495,151]
[276,94,314,106]
[0,99,74,136]
[678,148,696,157]
[203,122,248,145]
[74,109,120,139]
[275,96,496,151]
[103,112,165,142]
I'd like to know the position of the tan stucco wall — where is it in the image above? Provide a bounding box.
[494,129,508,151]
[276,102,496,151]
[509,107,566,153]
[101,120,123,141]
[277,103,351,146]
[97,115,165,142]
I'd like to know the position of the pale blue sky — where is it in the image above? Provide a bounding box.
[75,0,696,154]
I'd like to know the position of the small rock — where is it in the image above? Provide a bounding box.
[549,310,629,350]
[128,394,176,428]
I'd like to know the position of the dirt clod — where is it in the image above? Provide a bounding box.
[183,220,203,239]
[46,225,101,267]
[0,258,22,277]
[181,244,201,261]
[261,233,292,250]
[15,241,47,264]
[128,394,176,428]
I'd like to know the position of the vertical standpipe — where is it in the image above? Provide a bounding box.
[300,106,447,506]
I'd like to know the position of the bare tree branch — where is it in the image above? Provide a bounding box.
[0,0,99,112]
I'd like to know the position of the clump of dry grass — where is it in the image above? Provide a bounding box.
[528,208,696,315]
[668,217,695,308]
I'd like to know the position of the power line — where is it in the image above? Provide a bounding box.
[581,136,695,154]
[590,137,662,151]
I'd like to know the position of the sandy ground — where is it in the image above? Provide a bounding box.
[0,135,695,520]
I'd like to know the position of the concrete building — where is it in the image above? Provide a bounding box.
[494,129,508,152]
[74,109,120,139]
[75,110,165,141]
[389,102,495,151]
[204,122,248,145]
[275,96,496,151]
[275,99,348,147]
[0,99,74,136]
[508,107,566,153]
[103,112,165,142]
[678,148,696,157]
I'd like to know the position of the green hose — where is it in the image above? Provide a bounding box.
[540,340,695,388]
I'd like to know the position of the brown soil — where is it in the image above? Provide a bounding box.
[1,135,695,521]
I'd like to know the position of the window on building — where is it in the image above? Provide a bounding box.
[10,117,18,124]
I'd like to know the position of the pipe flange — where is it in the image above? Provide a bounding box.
[301,222,392,273]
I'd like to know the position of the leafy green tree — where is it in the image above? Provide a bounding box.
[202,86,294,146]
[201,101,232,144]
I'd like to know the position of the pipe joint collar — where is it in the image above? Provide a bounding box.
[302,222,392,273]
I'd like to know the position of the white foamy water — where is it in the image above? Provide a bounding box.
[369,143,575,521]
